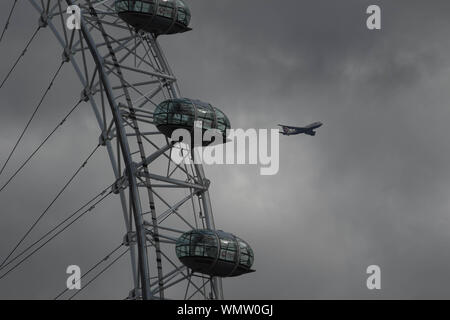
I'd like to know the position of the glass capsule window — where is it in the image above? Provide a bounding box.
[115,0,191,27]
[177,9,189,25]
[239,241,254,268]
[175,230,218,259]
[153,100,169,124]
[134,1,142,11]
[115,1,125,11]
[214,108,231,132]
[218,233,238,263]
[176,0,191,24]
[142,2,153,13]
[115,0,156,15]
[157,2,174,18]
[154,98,231,136]
[166,101,195,126]
[219,244,237,262]
[196,103,215,130]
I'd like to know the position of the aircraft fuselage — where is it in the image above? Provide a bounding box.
[279,122,323,136]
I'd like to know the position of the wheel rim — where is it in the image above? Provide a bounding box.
[26,0,223,300]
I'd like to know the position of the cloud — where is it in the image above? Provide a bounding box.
[1,0,450,299]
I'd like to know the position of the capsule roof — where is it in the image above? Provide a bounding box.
[176,229,255,277]
[115,0,192,35]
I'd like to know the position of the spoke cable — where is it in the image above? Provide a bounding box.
[0,0,19,44]
[54,243,125,300]
[0,143,101,268]
[68,248,130,300]
[0,98,83,193]
[0,26,41,90]
[0,189,114,281]
[0,60,65,180]
[0,183,113,272]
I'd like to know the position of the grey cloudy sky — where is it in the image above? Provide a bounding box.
[1,0,450,299]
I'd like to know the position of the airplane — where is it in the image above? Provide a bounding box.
[278,122,323,136]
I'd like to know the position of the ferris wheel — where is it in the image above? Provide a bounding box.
[0,0,255,300]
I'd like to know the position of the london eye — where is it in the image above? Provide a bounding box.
[0,0,254,300]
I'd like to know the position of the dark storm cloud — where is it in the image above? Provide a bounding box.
[2,0,450,299]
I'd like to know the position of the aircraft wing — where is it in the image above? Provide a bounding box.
[305,122,323,130]
[278,124,303,130]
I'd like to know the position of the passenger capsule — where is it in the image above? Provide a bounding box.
[115,0,192,35]
[153,98,231,146]
[176,230,255,277]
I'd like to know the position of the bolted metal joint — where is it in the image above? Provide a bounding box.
[98,130,110,146]
[138,30,147,39]
[62,47,73,63]
[38,13,48,28]
[123,232,137,247]
[194,179,210,196]
[89,7,97,17]
[113,176,129,194]
[130,162,140,176]
[118,103,130,113]
[80,87,92,102]
[161,79,169,88]
[203,178,211,190]
[127,288,142,300]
